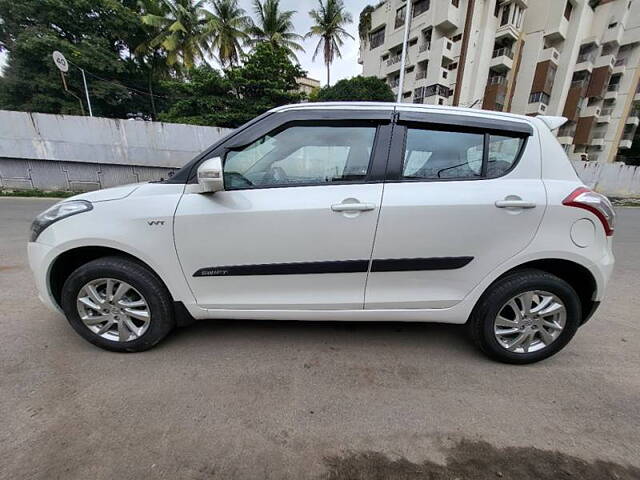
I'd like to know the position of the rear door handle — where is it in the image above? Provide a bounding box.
[495,200,536,209]
[331,202,376,212]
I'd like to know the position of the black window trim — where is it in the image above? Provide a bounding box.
[173,109,394,186]
[385,122,530,183]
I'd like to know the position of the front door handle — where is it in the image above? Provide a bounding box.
[495,199,536,209]
[331,202,376,212]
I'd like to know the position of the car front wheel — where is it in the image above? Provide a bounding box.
[61,256,175,352]
[469,269,582,364]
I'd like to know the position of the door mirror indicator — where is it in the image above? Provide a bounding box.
[197,157,224,193]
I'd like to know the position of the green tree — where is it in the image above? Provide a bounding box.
[248,0,304,61]
[306,0,353,86]
[207,0,251,68]
[0,0,161,117]
[141,0,214,69]
[312,76,394,102]
[159,42,306,127]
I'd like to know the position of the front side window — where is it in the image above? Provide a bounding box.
[223,125,377,190]
[402,129,484,180]
[395,5,407,29]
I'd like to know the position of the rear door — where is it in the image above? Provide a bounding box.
[174,108,393,310]
[365,110,546,309]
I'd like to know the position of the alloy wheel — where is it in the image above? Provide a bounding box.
[76,278,151,342]
[493,290,566,354]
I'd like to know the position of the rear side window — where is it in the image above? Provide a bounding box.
[403,129,484,179]
[401,127,525,181]
[487,135,525,178]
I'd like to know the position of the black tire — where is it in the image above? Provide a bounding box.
[469,269,582,364]
[61,256,175,352]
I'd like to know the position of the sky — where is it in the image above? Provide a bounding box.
[0,1,366,84]
[237,0,364,85]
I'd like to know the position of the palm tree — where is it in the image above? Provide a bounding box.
[206,0,251,68]
[140,0,213,69]
[248,0,304,61]
[306,0,354,86]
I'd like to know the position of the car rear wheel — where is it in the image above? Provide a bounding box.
[469,269,582,364]
[61,256,175,352]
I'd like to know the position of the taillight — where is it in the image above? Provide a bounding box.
[563,187,615,236]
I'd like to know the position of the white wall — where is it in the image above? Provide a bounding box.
[573,161,640,197]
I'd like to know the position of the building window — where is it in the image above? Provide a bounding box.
[451,0,459,7]
[564,1,573,20]
[369,27,385,49]
[452,33,462,42]
[545,63,558,93]
[529,92,551,105]
[395,5,407,29]
[447,62,458,70]
[501,4,510,26]
[494,0,501,17]
[413,0,430,17]
[608,21,618,29]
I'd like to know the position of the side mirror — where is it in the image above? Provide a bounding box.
[197,157,224,193]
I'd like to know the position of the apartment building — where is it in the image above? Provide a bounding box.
[359,0,640,162]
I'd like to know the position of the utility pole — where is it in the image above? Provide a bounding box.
[79,68,93,117]
[396,1,412,103]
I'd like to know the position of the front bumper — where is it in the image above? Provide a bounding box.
[27,241,62,314]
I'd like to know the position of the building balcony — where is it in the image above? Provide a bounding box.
[619,137,633,149]
[557,125,575,145]
[575,51,597,73]
[544,15,568,43]
[604,83,619,100]
[627,110,640,127]
[595,54,616,69]
[598,108,613,123]
[416,70,428,81]
[590,134,605,148]
[487,75,508,86]
[434,0,461,33]
[432,37,455,63]
[526,102,548,115]
[387,54,402,67]
[539,46,560,65]
[496,23,520,42]
[582,105,601,118]
[603,22,625,45]
[613,57,627,74]
[490,47,514,72]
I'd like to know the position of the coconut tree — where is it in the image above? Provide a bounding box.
[140,0,213,69]
[206,0,251,68]
[306,0,354,86]
[248,0,304,61]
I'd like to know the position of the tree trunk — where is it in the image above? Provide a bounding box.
[326,63,330,87]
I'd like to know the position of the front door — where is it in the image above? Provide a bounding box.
[174,116,391,310]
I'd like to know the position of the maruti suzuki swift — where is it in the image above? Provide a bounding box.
[28,103,615,363]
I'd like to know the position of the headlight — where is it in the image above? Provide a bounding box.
[30,200,93,242]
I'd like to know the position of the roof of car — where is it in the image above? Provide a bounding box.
[271,102,544,136]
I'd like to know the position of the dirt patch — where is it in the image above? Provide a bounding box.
[0,265,21,272]
[321,439,640,480]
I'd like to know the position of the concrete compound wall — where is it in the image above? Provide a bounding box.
[0,110,231,191]
[573,161,640,198]
[1,110,639,197]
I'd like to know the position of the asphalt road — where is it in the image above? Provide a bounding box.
[1,197,639,480]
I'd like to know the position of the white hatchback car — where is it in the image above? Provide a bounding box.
[28,103,615,363]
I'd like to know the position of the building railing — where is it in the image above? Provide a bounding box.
[571,79,588,90]
[487,75,507,86]
[387,55,402,66]
[492,47,514,59]
[600,107,614,116]
[419,42,431,53]
[416,70,428,80]
[389,78,399,88]
[558,125,576,137]
[576,51,597,64]
[607,83,620,92]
